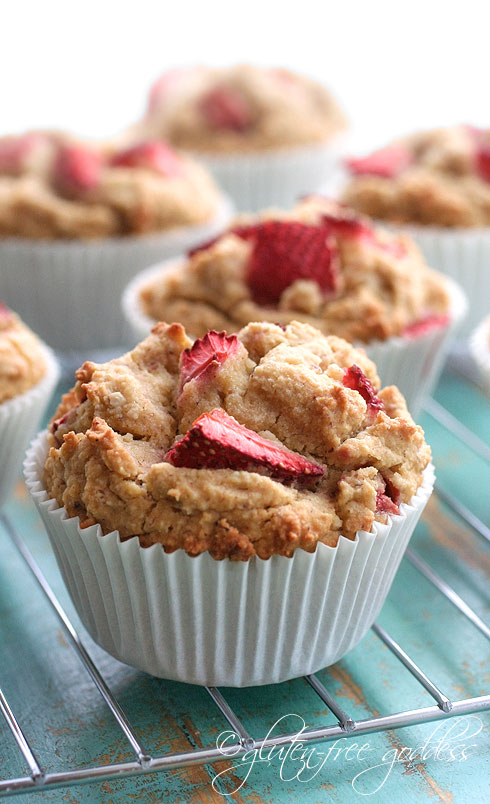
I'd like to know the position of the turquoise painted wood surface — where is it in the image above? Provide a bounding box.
[0,370,489,804]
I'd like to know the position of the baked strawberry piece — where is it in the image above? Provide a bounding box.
[245,220,340,306]
[343,364,384,417]
[346,144,412,179]
[111,140,182,178]
[165,408,325,489]
[402,313,450,338]
[199,85,252,131]
[179,331,240,392]
[376,476,400,515]
[53,143,103,195]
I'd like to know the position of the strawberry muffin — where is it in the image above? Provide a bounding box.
[342,125,490,333]
[0,131,231,352]
[0,302,59,506]
[26,320,433,684]
[124,197,466,413]
[131,64,347,210]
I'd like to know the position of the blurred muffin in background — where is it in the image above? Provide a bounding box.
[0,131,224,238]
[130,64,348,211]
[342,126,490,335]
[0,131,231,352]
[343,125,490,228]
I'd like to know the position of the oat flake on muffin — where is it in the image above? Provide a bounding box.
[138,197,450,344]
[135,64,347,154]
[0,131,222,239]
[43,319,430,561]
[343,125,490,227]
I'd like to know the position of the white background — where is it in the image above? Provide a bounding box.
[1,0,488,151]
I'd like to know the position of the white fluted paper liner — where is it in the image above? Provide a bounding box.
[193,137,346,213]
[470,317,490,394]
[0,345,59,507]
[123,260,466,417]
[396,226,490,338]
[25,430,434,686]
[0,197,233,353]
[122,258,187,344]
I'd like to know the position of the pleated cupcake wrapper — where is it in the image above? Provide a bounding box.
[123,260,466,418]
[396,226,490,338]
[193,136,346,213]
[0,345,59,507]
[122,258,188,343]
[25,431,434,686]
[0,197,233,354]
[470,317,490,394]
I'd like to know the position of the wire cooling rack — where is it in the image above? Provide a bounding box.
[0,383,489,798]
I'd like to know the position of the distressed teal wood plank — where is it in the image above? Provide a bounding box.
[0,370,489,803]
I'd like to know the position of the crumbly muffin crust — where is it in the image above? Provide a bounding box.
[0,132,221,240]
[0,303,46,402]
[135,64,346,153]
[139,197,450,343]
[343,125,490,227]
[43,320,430,560]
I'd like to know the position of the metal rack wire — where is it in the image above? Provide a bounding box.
[0,391,489,798]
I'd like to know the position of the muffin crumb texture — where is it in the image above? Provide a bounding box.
[44,320,430,560]
[0,302,46,402]
[343,125,490,227]
[137,64,346,153]
[0,132,221,239]
[140,197,450,343]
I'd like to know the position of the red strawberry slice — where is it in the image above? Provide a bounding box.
[402,313,449,339]
[199,85,251,131]
[180,331,240,393]
[111,140,182,178]
[343,365,384,417]
[165,408,324,488]
[321,210,407,259]
[346,144,412,179]
[54,144,103,195]
[475,143,490,183]
[376,476,400,515]
[321,210,372,240]
[246,220,340,306]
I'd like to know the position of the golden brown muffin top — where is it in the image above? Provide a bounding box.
[343,125,490,227]
[139,197,450,344]
[134,64,346,153]
[44,319,430,561]
[0,131,221,240]
[0,303,47,403]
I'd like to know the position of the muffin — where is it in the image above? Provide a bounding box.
[0,302,59,506]
[342,125,490,334]
[26,320,433,685]
[470,316,490,394]
[0,131,231,353]
[131,64,347,211]
[123,197,466,414]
